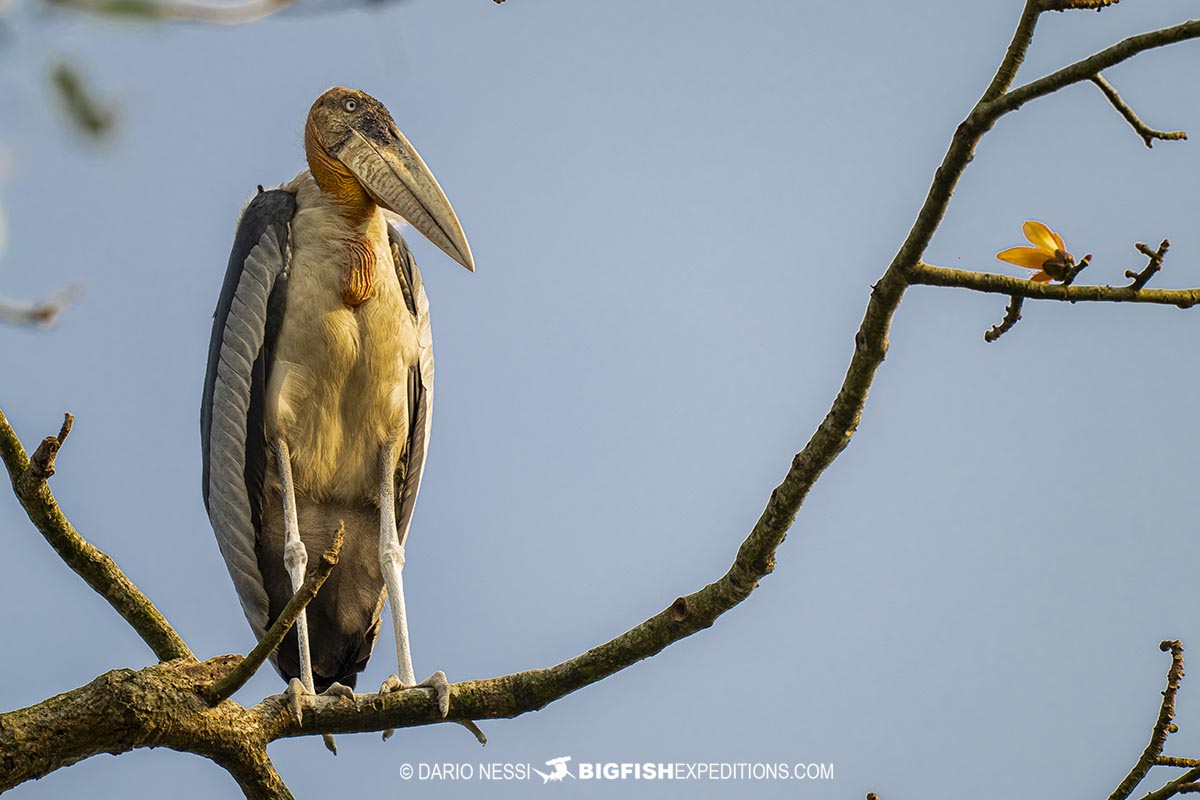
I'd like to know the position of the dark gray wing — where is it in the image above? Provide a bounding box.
[388,225,434,549]
[201,188,295,639]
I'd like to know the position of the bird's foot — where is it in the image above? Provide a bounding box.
[322,682,355,701]
[286,679,351,755]
[285,677,313,724]
[379,670,450,741]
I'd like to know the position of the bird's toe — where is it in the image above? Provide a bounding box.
[285,677,310,724]
[322,682,355,701]
[416,671,451,718]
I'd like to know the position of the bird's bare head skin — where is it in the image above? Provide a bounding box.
[304,86,475,272]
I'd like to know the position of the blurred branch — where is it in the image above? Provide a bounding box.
[0,284,82,327]
[43,0,296,24]
[1090,74,1187,148]
[50,63,115,141]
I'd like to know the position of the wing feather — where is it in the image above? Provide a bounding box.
[388,226,434,549]
[201,189,295,639]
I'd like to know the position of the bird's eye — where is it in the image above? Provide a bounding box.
[344,99,357,112]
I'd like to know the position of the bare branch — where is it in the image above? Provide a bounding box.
[1140,769,1200,800]
[1110,641,1187,800]
[1090,75,1187,148]
[0,656,289,797]
[984,296,1024,342]
[909,262,1200,308]
[0,407,193,662]
[1125,240,1170,289]
[203,525,345,705]
[978,1,1042,103]
[986,20,1200,119]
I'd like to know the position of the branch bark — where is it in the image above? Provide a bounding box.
[909,262,1200,307]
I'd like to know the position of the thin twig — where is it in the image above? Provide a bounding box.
[204,524,346,705]
[911,262,1200,308]
[1158,757,1200,769]
[0,407,193,662]
[1126,240,1170,290]
[28,413,73,480]
[1090,75,1187,148]
[1109,641,1186,800]
[458,720,487,745]
[984,296,1024,342]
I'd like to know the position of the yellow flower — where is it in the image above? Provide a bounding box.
[995,220,1075,283]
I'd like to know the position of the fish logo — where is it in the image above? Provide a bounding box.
[532,756,574,784]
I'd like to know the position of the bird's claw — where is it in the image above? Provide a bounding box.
[420,671,451,718]
[286,677,309,724]
[378,670,451,741]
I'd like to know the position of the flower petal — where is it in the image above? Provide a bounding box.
[1023,220,1059,252]
[1031,271,1053,283]
[996,246,1049,270]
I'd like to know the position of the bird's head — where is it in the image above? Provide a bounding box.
[305,87,474,272]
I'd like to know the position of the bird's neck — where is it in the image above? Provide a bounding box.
[304,118,377,231]
[304,119,379,307]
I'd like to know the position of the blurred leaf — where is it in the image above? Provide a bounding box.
[50,61,117,140]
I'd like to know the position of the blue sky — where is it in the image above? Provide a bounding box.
[3,1,1200,797]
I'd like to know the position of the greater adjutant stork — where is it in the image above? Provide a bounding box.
[200,87,472,738]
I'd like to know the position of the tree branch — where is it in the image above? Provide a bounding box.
[1110,641,1187,800]
[1090,75,1188,147]
[1125,240,1170,289]
[0,408,193,662]
[984,295,1025,342]
[909,262,1200,307]
[986,19,1200,119]
[0,656,289,797]
[203,525,345,705]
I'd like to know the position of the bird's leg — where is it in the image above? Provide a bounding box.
[277,440,317,716]
[278,440,343,754]
[378,437,449,741]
